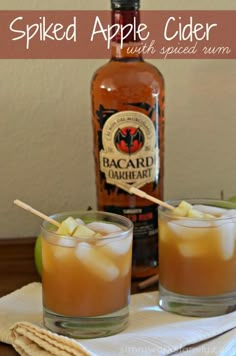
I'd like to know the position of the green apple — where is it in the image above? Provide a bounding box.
[34,235,42,277]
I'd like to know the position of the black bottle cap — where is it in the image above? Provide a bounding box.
[111,0,140,10]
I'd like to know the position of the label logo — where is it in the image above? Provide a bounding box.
[99,111,159,189]
[114,127,145,155]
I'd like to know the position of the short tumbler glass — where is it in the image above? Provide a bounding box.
[41,211,133,338]
[158,199,236,317]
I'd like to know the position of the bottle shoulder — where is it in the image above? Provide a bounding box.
[91,59,164,89]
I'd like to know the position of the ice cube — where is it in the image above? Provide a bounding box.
[99,233,132,256]
[53,237,76,260]
[222,209,236,219]
[56,237,76,248]
[119,255,131,277]
[219,211,236,238]
[193,205,227,217]
[75,218,85,225]
[170,219,235,260]
[217,222,235,260]
[159,220,170,243]
[169,220,216,257]
[119,250,132,277]
[168,219,213,239]
[178,243,207,258]
[86,221,122,235]
[75,242,119,281]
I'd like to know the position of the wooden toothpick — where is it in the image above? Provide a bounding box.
[115,182,175,211]
[14,199,60,228]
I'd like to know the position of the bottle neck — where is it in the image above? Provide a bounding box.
[111,9,143,61]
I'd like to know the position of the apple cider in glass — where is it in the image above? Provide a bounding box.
[41,211,133,338]
[158,199,236,317]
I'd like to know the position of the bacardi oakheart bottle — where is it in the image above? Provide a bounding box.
[91,0,165,279]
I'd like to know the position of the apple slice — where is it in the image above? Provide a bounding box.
[56,217,78,236]
[173,201,215,219]
[173,201,192,217]
[73,224,96,238]
[86,221,122,235]
[188,208,205,218]
[188,208,214,219]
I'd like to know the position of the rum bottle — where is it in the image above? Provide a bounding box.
[91,0,165,278]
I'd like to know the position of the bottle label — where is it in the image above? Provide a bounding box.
[104,204,158,240]
[99,110,159,189]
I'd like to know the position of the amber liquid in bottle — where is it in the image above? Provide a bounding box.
[91,1,165,279]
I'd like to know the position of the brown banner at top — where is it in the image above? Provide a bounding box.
[0,10,235,59]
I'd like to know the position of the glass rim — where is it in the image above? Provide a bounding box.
[158,198,236,221]
[41,210,133,241]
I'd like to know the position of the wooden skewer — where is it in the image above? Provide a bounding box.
[138,274,159,290]
[129,187,175,211]
[14,199,61,228]
[115,182,175,211]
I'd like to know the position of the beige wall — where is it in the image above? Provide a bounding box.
[1,0,236,237]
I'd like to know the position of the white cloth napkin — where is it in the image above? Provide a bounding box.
[1,283,236,355]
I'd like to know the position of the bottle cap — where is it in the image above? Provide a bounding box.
[111,0,140,10]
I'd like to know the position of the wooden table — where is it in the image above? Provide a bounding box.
[0,237,157,355]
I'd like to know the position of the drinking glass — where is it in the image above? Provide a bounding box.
[41,211,133,338]
[158,199,236,317]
